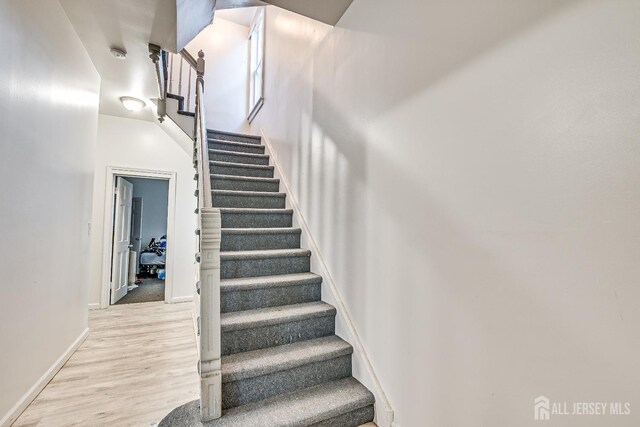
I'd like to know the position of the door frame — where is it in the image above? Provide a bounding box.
[100,166,178,309]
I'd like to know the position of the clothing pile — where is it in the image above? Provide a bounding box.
[143,235,167,256]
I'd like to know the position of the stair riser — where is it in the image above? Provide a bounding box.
[208,131,261,145]
[211,163,274,178]
[212,177,280,193]
[209,141,265,155]
[213,194,285,209]
[222,355,351,410]
[221,255,310,279]
[222,315,335,355]
[310,405,375,427]
[221,232,300,251]
[221,283,321,313]
[211,151,269,166]
[221,212,293,228]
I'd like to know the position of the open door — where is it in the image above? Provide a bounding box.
[130,197,143,273]
[111,177,133,304]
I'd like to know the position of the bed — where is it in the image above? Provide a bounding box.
[139,251,166,266]
[138,236,167,276]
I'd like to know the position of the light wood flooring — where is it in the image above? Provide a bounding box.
[13,301,377,427]
[13,302,199,427]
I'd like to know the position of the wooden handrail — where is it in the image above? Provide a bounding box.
[194,50,210,202]
[180,48,198,70]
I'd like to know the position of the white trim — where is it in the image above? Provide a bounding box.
[0,328,89,427]
[171,295,194,303]
[260,129,395,427]
[100,166,178,309]
[87,303,101,310]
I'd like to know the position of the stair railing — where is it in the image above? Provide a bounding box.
[149,45,222,422]
[192,49,223,423]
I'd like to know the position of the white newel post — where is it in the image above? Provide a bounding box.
[198,208,222,421]
[150,45,220,422]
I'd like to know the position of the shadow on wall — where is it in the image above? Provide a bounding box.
[256,0,636,424]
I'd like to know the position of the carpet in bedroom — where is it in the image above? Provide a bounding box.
[115,278,165,304]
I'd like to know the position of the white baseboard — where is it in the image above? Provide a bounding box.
[171,295,194,303]
[87,302,101,310]
[260,130,395,427]
[0,327,89,427]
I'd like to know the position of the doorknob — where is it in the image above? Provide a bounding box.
[128,244,133,249]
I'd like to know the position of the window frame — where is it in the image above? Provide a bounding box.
[247,7,265,123]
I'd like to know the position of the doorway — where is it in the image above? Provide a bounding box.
[101,167,177,308]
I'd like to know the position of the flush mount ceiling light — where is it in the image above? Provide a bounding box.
[120,96,145,112]
[110,47,127,59]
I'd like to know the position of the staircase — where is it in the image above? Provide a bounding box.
[159,130,375,426]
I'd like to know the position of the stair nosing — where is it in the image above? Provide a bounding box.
[221,301,336,332]
[213,189,286,198]
[221,227,301,235]
[221,336,352,383]
[219,207,293,214]
[220,248,311,260]
[211,160,274,170]
[221,272,322,292]
[211,174,279,183]
[208,138,264,148]
[217,378,374,424]
[209,148,269,160]
[207,129,262,141]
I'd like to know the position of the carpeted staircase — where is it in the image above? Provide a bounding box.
[159,130,374,427]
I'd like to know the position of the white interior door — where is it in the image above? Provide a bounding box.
[130,197,143,273]
[111,177,133,304]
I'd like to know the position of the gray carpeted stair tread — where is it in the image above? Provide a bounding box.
[219,208,293,228]
[221,228,302,251]
[212,174,280,193]
[212,174,278,184]
[210,160,274,171]
[221,301,335,332]
[210,149,269,160]
[221,248,310,260]
[213,189,286,198]
[208,129,262,144]
[219,207,293,214]
[210,149,270,166]
[221,272,321,292]
[210,161,274,178]
[222,336,352,383]
[209,139,266,154]
[220,273,322,313]
[219,336,353,409]
[222,227,301,236]
[159,378,374,427]
[213,189,286,209]
[210,377,374,426]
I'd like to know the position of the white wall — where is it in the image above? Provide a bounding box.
[186,18,250,133]
[0,1,100,424]
[245,1,640,426]
[128,177,170,253]
[89,114,197,306]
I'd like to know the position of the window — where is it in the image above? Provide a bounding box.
[248,8,265,123]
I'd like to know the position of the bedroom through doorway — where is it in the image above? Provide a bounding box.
[109,175,170,305]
